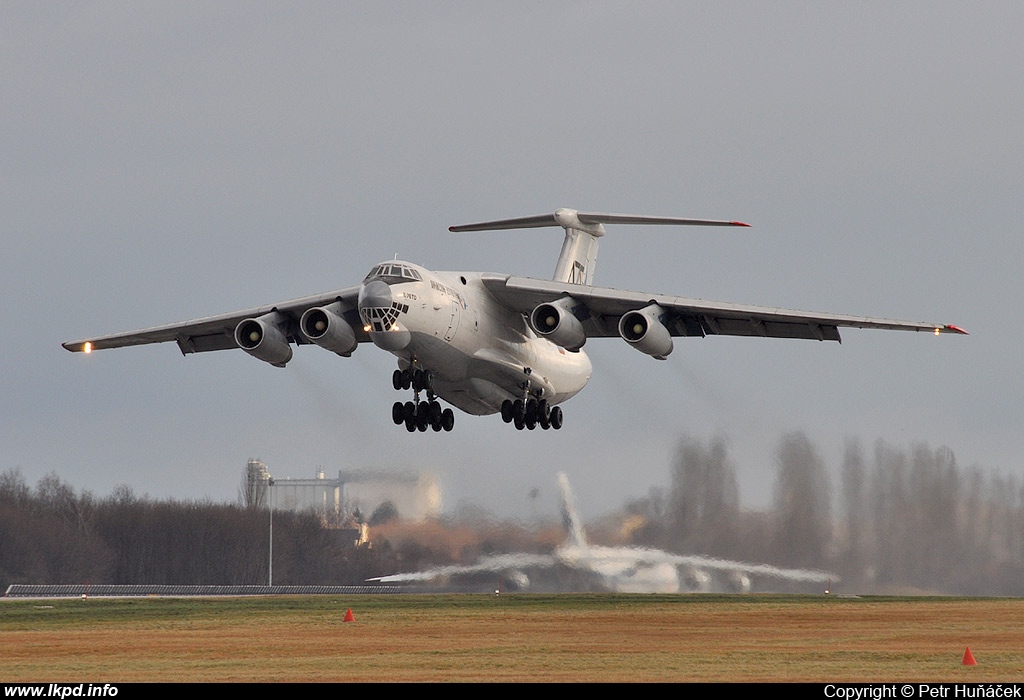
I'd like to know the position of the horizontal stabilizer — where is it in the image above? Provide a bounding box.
[451,208,750,285]
[450,208,749,233]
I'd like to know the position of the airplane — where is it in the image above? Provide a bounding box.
[368,472,837,593]
[63,208,966,432]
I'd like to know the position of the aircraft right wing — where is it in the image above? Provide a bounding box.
[63,286,366,357]
[480,274,967,343]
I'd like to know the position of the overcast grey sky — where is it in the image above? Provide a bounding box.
[2,2,1020,519]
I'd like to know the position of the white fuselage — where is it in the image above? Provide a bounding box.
[556,544,682,594]
[358,261,592,416]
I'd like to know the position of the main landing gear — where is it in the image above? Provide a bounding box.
[391,368,454,432]
[499,368,563,431]
[500,397,563,430]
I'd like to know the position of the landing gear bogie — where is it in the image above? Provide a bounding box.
[391,367,453,432]
[504,395,563,431]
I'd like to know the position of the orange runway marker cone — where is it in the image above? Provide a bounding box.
[344,608,355,622]
[962,647,977,666]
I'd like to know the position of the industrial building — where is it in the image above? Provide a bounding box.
[244,459,441,523]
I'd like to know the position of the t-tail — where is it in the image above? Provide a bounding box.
[450,208,749,285]
[557,472,587,548]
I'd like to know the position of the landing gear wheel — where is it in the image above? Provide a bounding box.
[500,400,514,423]
[538,399,551,429]
[392,369,403,391]
[549,405,563,430]
[429,401,443,431]
[416,401,431,431]
[392,402,405,425]
[525,398,538,423]
[441,408,455,432]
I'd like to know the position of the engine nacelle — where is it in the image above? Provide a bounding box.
[618,303,674,359]
[234,312,293,367]
[529,296,586,351]
[724,571,753,593]
[300,303,357,357]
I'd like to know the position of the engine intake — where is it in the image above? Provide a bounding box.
[529,296,586,351]
[618,303,674,359]
[300,303,358,357]
[234,312,292,367]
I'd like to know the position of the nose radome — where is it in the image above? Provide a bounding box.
[359,279,392,309]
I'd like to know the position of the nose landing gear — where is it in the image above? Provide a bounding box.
[391,368,454,432]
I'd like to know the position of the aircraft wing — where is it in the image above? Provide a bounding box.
[480,274,967,342]
[63,286,365,355]
[663,553,835,583]
[366,553,557,583]
[554,544,836,584]
[369,548,834,586]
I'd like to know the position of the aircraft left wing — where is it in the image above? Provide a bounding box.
[480,274,967,343]
[366,553,557,583]
[648,551,835,584]
[63,286,366,356]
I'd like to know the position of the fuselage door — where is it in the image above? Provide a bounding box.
[444,299,461,341]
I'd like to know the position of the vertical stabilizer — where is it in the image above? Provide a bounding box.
[550,209,605,285]
[557,472,587,547]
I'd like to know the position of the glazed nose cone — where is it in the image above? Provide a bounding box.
[358,279,392,309]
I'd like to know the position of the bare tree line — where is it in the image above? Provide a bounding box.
[0,470,395,590]
[628,433,1024,595]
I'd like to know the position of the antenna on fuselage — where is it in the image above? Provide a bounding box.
[449,208,749,285]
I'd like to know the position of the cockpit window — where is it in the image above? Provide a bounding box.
[363,263,422,284]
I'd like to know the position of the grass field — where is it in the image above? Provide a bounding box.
[1,594,1022,682]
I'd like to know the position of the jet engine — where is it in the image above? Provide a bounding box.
[680,566,712,593]
[529,296,586,351]
[300,303,358,357]
[234,312,293,367]
[723,571,753,593]
[618,303,673,360]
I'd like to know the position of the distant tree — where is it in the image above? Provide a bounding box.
[838,439,868,585]
[0,468,29,505]
[667,435,740,556]
[771,432,832,569]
